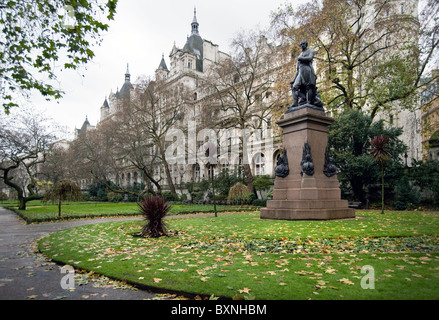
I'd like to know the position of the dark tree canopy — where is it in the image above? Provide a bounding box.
[328,109,407,202]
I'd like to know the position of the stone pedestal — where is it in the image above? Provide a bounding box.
[260,106,355,220]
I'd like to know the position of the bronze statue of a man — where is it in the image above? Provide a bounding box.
[288,40,323,111]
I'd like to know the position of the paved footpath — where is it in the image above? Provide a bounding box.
[0,206,157,300]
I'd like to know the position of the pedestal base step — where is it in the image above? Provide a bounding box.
[260,207,355,221]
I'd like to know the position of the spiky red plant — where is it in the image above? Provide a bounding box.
[138,195,171,238]
[371,135,390,164]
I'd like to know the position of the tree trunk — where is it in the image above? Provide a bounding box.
[159,147,176,195]
[18,197,26,211]
[209,165,217,217]
[141,169,161,195]
[58,199,62,217]
[2,168,27,210]
[243,163,256,196]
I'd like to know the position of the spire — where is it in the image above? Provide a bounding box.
[102,96,109,109]
[191,7,199,35]
[125,63,130,82]
[158,53,169,71]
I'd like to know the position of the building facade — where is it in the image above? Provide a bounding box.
[80,9,279,194]
[421,68,439,160]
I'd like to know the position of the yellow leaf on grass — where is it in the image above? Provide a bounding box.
[153,278,162,283]
[238,288,251,294]
[325,267,337,274]
[337,278,354,285]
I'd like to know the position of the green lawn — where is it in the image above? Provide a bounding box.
[38,211,439,300]
[5,201,258,223]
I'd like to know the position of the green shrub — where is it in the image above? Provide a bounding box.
[228,183,252,205]
[410,159,439,206]
[253,175,273,193]
[0,191,8,201]
[393,175,420,210]
[162,191,179,202]
[252,198,267,207]
[107,192,123,202]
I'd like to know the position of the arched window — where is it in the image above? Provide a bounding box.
[194,163,201,182]
[253,153,265,176]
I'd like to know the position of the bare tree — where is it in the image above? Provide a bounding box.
[0,110,58,209]
[39,141,74,183]
[72,77,190,197]
[202,29,285,194]
[125,77,191,195]
[71,117,157,198]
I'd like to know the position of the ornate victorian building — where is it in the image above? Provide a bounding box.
[79,9,278,193]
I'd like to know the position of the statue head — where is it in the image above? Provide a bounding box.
[300,40,308,50]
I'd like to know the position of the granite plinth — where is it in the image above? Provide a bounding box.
[260,107,355,220]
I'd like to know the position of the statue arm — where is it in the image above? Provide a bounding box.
[298,50,314,63]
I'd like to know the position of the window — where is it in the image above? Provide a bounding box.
[208,165,214,179]
[194,163,201,182]
[401,4,404,14]
[253,153,265,176]
[188,59,193,69]
[220,158,229,172]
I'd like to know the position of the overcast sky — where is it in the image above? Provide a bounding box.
[30,0,308,137]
